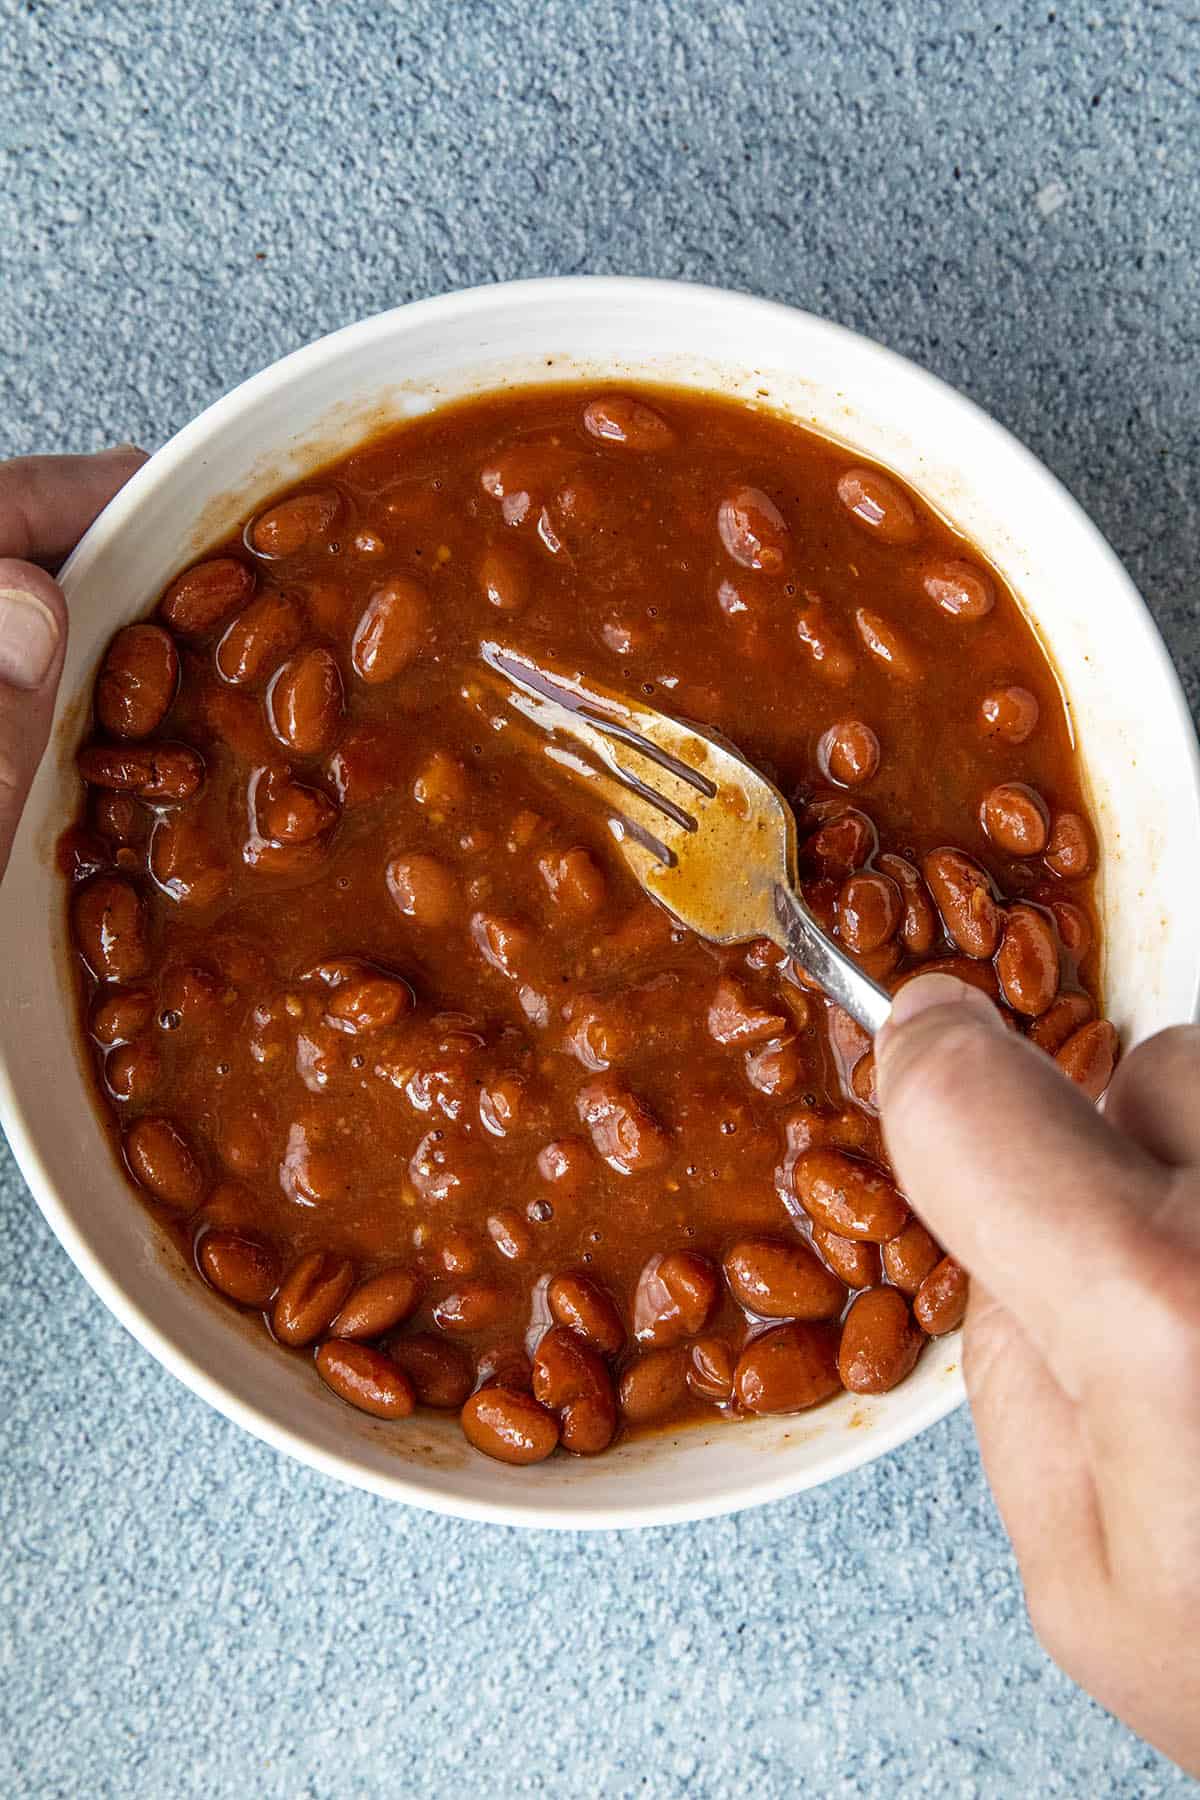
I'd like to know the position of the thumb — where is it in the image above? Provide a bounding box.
[0,561,67,878]
[875,972,1158,1399]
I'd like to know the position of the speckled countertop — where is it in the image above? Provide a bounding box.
[2,2,1198,1794]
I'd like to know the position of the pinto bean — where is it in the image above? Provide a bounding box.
[743,1035,802,1100]
[979,684,1039,744]
[259,776,338,844]
[272,1251,356,1346]
[324,974,412,1036]
[249,489,341,558]
[618,1346,689,1423]
[923,848,1001,959]
[216,591,306,686]
[479,444,565,514]
[1028,990,1094,1054]
[196,1230,280,1308]
[89,984,154,1047]
[95,624,179,739]
[836,467,920,544]
[577,1077,672,1175]
[804,808,875,876]
[717,485,788,572]
[316,1340,415,1419]
[473,1344,533,1392]
[433,1283,508,1334]
[796,599,856,684]
[1044,812,1093,879]
[855,609,920,680]
[471,910,532,981]
[1055,1019,1118,1100]
[435,1231,483,1277]
[633,1250,720,1347]
[124,1116,205,1210]
[532,1325,617,1454]
[582,395,675,450]
[793,1147,909,1242]
[845,1049,876,1114]
[858,943,900,984]
[351,575,430,683]
[149,813,228,908]
[734,1322,842,1414]
[921,557,993,619]
[875,853,936,956]
[539,846,606,918]
[78,742,204,804]
[981,782,1049,856]
[267,646,343,755]
[487,1207,533,1261]
[838,1287,923,1393]
[913,1257,969,1335]
[161,557,255,637]
[996,904,1059,1016]
[838,872,902,954]
[90,789,144,845]
[330,1268,421,1340]
[548,1271,626,1357]
[811,1227,880,1290]
[385,1332,473,1408]
[1049,899,1092,959]
[478,1072,534,1140]
[460,1385,559,1464]
[105,1039,160,1107]
[687,1337,737,1403]
[723,1237,846,1320]
[820,719,880,786]
[708,976,788,1047]
[72,874,148,980]
[478,544,528,614]
[881,1219,941,1296]
[386,851,457,927]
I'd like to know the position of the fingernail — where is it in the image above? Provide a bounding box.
[878,972,1002,1063]
[0,587,60,688]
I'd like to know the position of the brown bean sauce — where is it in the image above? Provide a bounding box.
[59,384,1111,1461]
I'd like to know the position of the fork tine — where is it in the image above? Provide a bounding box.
[502,678,701,838]
[608,817,674,886]
[575,706,717,799]
[483,642,722,829]
[537,735,684,869]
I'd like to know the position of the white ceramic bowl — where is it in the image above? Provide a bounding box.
[3,278,1198,1529]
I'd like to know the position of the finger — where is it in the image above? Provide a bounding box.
[876,973,1160,1397]
[1103,1025,1200,1169]
[0,448,147,565]
[963,1283,1108,1609]
[0,560,68,877]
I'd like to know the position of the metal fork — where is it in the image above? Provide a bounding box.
[480,643,892,1036]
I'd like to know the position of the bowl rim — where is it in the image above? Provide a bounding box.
[5,273,1198,1528]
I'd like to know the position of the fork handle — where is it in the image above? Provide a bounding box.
[772,883,893,1037]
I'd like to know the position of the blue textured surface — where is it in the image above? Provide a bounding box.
[2,2,1198,1794]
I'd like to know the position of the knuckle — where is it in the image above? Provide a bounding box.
[1127,1023,1200,1090]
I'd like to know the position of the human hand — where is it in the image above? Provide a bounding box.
[0,449,147,877]
[877,972,1200,1774]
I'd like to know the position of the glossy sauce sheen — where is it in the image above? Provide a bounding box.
[61,385,1113,1464]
